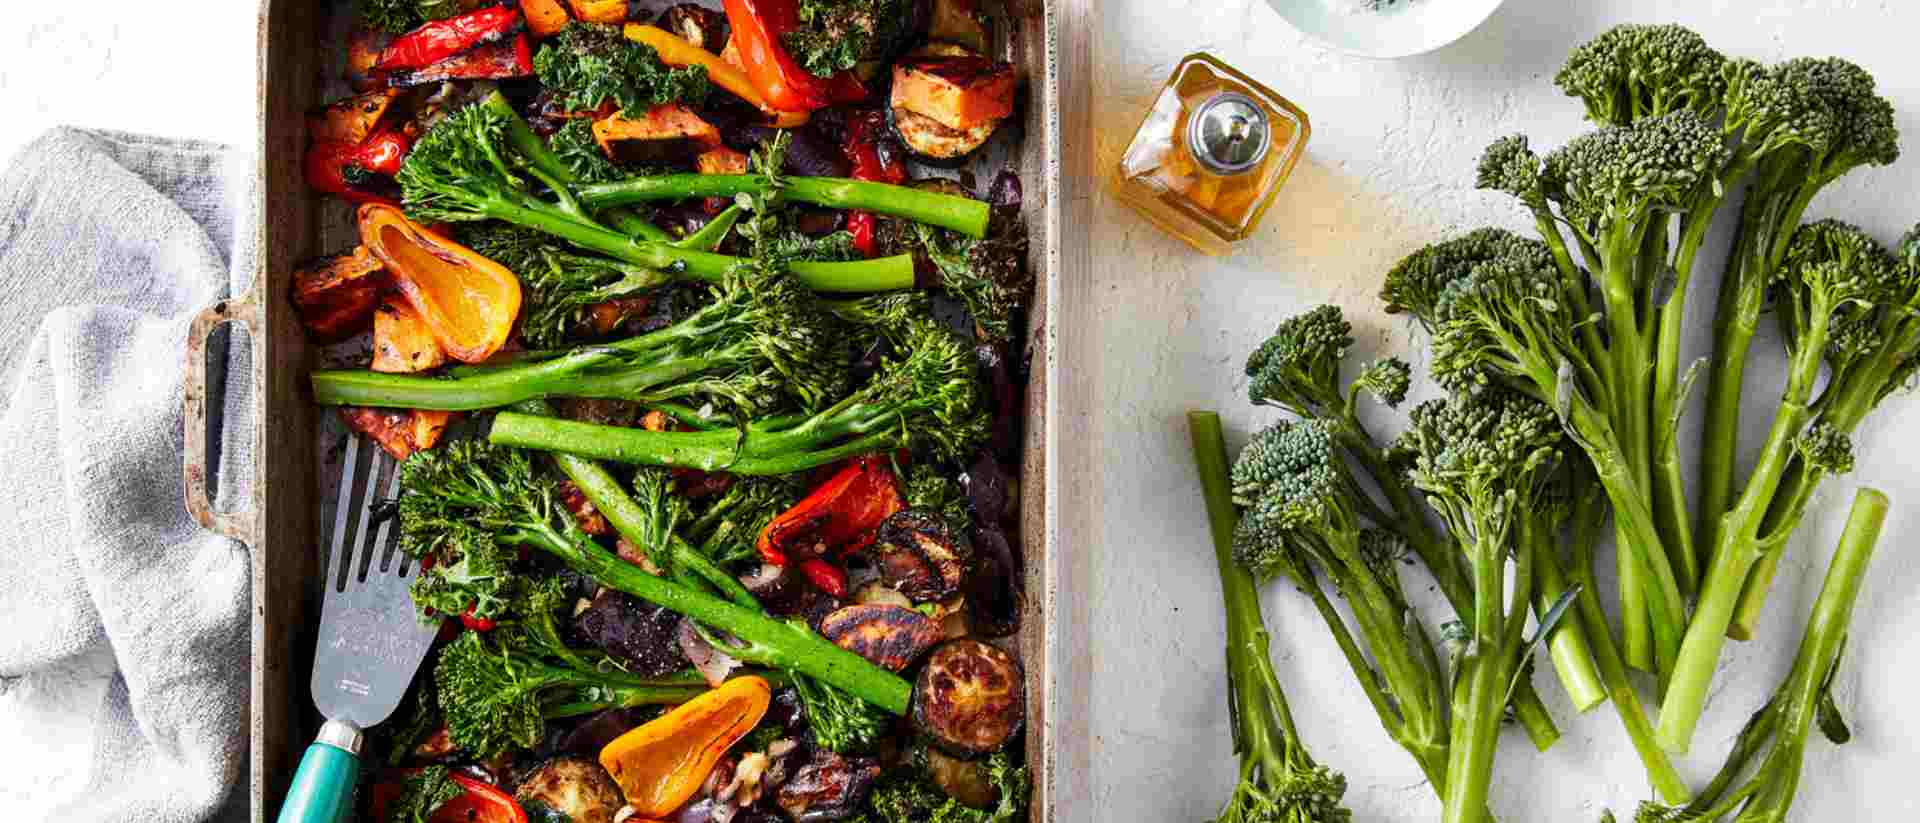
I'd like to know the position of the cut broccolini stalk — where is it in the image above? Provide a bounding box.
[1189,411,1352,823]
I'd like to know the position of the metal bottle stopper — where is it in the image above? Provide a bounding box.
[1187,92,1271,175]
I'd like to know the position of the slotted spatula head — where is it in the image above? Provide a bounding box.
[311,435,439,730]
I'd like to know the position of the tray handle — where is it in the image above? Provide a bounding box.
[183,294,261,543]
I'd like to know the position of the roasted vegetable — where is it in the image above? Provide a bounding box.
[572,589,692,677]
[358,0,465,36]
[722,0,866,113]
[777,747,884,821]
[359,204,522,363]
[926,0,988,54]
[624,23,775,113]
[512,757,624,823]
[568,0,631,25]
[306,129,414,204]
[372,296,448,373]
[888,43,1012,164]
[848,751,1027,823]
[292,246,386,341]
[535,22,711,116]
[592,104,723,166]
[388,36,536,86]
[309,88,403,144]
[758,456,904,564]
[662,3,730,52]
[698,145,752,174]
[520,0,572,38]
[821,603,943,670]
[871,509,971,603]
[597,675,771,816]
[911,639,1022,757]
[783,0,915,79]
[339,406,457,461]
[378,6,526,71]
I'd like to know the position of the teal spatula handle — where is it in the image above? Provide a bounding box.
[276,719,364,823]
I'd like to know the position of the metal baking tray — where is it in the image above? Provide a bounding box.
[182,1,1063,819]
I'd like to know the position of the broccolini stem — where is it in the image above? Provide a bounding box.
[1658,282,1840,754]
[505,515,911,714]
[1564,487,1692,804]
[482,92,674,245]
[577,175,993,239]
[1529,527,1605,713]
[312,349,711,410]
[489,410,901,476]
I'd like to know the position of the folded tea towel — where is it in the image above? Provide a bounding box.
[0,128,255,822]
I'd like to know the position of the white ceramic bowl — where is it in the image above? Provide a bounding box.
[1264,0,1507,58]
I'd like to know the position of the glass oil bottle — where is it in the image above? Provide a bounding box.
[1112,53,1311,255]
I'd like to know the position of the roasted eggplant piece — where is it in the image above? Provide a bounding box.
[514,756,625,823]
[818,603,942,671]
[776,748,883,823]
[871,510,973,603]
[570,589,691,677]
[912,639,1023,757]
[889,43,1014,164]
[926,0,990,54]
[661,3,729,52]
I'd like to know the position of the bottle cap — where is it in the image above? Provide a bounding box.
[1187,91,1270,175]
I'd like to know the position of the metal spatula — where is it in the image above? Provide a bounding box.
[276,436,440,823]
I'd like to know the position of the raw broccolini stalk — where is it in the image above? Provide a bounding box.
[1228,418,1460,812]
[1397,390,1598,823]
[1251,305,1560,750]
[396,91,925,290]
[1627,489,1887,823]
[1697,58,1899,565]
[1382,231,1691,802]
[398,439,914,714]
[489,316,989,476]
[1729,221,1920,639]
[1189,411,1352,823]
[1656,221,1906,752]
[534,22,710,115]
[311,267,847,415]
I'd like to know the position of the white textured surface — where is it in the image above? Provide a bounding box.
[1087,1,1920,821]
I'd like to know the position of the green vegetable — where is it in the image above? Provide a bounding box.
[1630,489,1887,822]
[428,579,712,757]
[915,211,1034,342]
[546,119,627,186]
[906,463,972,533]
[535,22,710,116]
[397,439,915,715]
[784,0,914,78]
[489,317,989,475]
[1239,305,1561,751]
[396,91,920,291]
[849,752,1032,823]
[1189,411,1352,823]
[1656,221,1909,752]
[1397,390,1602,823]
[385,764,464,823]
[458,220,672,349]
[311,267,846,415]
[793,671,891,754]
[685,474,808,571]
[357,0,459,34]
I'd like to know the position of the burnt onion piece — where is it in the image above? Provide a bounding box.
[725,123,849,177]
[912,639,1024,757]
[514,756,625,823]
[818,603,943,671]
[872,509,973,603]
[777,748,883,823]
[961,451,1023,637]
[571,589,690,677]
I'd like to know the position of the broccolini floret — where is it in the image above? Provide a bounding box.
[1555,23,1729,126]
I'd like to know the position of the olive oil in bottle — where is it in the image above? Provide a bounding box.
[1112,53,1311,255]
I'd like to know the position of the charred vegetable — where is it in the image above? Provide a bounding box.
[911,639,1023,757]
[821,603,944,670]
[889,43,1014,164]
[513,756,625,823]
[598,676,772,817]
[871,509,972,603]
[661,3,730,52]
[534,21,712,115]
[777,747,885,821]
[783,0,917,78]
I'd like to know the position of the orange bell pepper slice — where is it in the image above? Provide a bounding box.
[358,204,522,364]
[623,23,809,127]
[599,676,771,816]
[755,455,904,565]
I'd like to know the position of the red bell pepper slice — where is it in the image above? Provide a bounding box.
[387,34,534,88]
[377,6,525,71]
[305,129,414,205]
[798,558,850,598]
[369,771,528,823]
[722,0,832,113]
[841,111,905,258]
[459,605,497,632]
[756,456,904,565]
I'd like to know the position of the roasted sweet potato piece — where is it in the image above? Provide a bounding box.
[696,146,750,175]
[308,89,402,145]
[890,44,1016,132]
[339,407,459,461]
[568,0,630,24]
[818,603,942,671]
[521,0,573,38]
[291,246,386,342]
[593,105,722,167]
[371,296,447,374]
[557,479,611,536]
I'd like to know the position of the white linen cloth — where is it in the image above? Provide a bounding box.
[0,128,255,822]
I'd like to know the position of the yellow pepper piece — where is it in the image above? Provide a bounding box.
[598,675,772,816]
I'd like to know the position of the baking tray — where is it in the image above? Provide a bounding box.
[181,1,1063,820]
